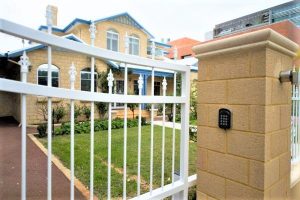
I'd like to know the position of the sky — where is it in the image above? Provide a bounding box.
[0,0,292,52]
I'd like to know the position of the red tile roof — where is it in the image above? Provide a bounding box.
[167,37,201,59]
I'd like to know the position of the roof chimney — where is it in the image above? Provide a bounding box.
[46,5,58,26]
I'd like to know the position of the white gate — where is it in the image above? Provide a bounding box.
[0,17,196,200]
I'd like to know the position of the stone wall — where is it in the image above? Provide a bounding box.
[193,29,299,199]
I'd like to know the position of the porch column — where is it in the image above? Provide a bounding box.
[193,29,298,199]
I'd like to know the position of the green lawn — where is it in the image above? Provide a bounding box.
[39,125,196,199]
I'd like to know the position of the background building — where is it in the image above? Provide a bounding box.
[212,0,300,45]
[0,6,175,124]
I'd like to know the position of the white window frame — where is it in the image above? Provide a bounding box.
[106,29,119,52]
[128,35,140,56]
[80,68,98,92]
[36,64,59,87]
[113,79,125,109]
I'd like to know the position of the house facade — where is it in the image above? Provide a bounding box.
[0,6,181,124]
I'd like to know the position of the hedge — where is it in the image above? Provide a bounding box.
[37,117,147,137]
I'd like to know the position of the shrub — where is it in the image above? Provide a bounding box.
[53,104,66,123]
[60,122,70,135]
[135,116,147,126]
[37,123,47,138]
[144,104,151,111]
[74,104,82,121]
[175,114,181,122]
[190,81,197,121]
[82,105,91,120]
[157,104,163,115]
[95,102,107,119]
[57,118,146,135]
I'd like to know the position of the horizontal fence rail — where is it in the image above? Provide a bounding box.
[0,17,196,200]
[0,79,188,104]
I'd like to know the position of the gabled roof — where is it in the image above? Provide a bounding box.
[6,34,85,58]
[38,12,154,38]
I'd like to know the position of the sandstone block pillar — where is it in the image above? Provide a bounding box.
[193,29,299,200]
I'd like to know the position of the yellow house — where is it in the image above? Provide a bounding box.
[0,6,196,124]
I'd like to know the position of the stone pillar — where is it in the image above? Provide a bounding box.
[193,29,299,200]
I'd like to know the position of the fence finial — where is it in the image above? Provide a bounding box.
[18,51,30,74]
[138,74,143,95]
[46,6,52,27]
[107,69,114,94]
[151,40,155,59]
[162,76,167,96]
[69,62,77,89]
[89,21,97,40]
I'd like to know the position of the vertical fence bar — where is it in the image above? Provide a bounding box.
[150,67,155,195]
[296,84,300,161]
[69,63,76,200]
[89,21,96,200]
[161,77,167,189]
[150,41,155,195]
[296,85,299,161]
[19,51,29,200]
[46,7,53,200]
[137,74,143,196]
[292,84,296,161]
[179,70,190,199]
[123,33,129,200]
[123,63,128,200]
[172,72,177,185]
[107,70,114,199]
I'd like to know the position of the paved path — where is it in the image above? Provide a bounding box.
[0,117,86,200]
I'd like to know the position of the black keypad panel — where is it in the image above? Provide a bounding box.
[218,108,231,130]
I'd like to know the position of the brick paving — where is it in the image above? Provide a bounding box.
[0,117,86,200]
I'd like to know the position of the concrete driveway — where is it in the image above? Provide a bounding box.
[0,117,86,200]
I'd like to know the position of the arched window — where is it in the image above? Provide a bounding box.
[37,64,59,87]
[106,29,119,52]
[128,35,140,56]
[80,68,97,92]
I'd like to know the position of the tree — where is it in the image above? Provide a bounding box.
[128,103,138,119]
[95,102,107,119]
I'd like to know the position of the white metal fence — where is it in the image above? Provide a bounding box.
[292,83,300,164]
[0,16,196,200]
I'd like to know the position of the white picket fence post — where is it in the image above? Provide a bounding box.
[292,65,300,164]
[46,6,53,200]
[161,77,167,189]
[107,70,114,199]
[69,63,77,200]
[89,20,96,200]
[19,51,30,200]
[123,32,129,200]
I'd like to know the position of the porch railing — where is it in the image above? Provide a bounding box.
[0,17,196,200]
